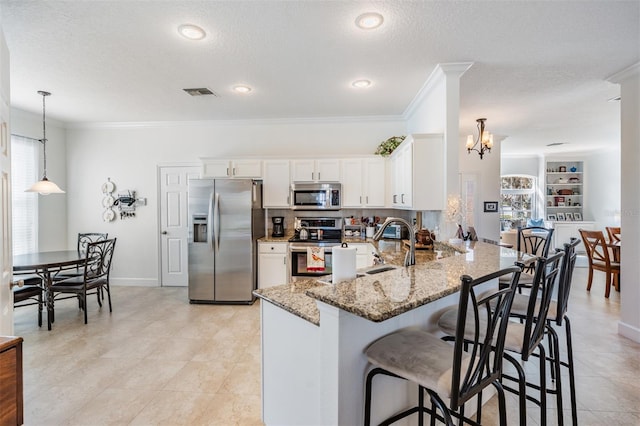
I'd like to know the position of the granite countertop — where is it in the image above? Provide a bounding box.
[255,237,527,325]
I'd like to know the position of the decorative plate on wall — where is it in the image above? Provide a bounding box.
[103,208,115,222]
[101,180,115,194]
[102,195,115,207]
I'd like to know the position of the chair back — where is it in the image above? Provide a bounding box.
[605,226,621,244]
[520,250,563,360]
[516,226,554,257]
[78,233,108,256]
[579,229,612,267]
[450,265,522,408]
[553,238,580,325]
[83,238,117,281]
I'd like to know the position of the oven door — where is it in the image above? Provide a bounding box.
[289,245,333,278]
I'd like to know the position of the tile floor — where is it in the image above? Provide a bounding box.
[12,266,640,425]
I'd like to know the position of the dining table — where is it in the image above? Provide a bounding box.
[13,250,86,330]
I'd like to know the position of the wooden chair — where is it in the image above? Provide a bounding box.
[605,226,621,262]
[579,229,620,298]
[50,238,116,325]
[364,266,522,426]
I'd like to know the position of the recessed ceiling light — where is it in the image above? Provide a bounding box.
[178,24,206,40]
[355,12,384,30]
[233,85,252,94]
[352,79,372,88]
[546,142,565,147]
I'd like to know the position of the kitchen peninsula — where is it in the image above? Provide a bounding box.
[254,240,528,426]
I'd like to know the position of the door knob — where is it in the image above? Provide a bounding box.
[162,231,168,235]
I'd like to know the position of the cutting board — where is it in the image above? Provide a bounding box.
[402,239,434,250]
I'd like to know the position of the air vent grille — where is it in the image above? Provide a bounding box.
[183,88,218,97]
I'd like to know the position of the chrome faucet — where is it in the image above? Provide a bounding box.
[373,217,416,267]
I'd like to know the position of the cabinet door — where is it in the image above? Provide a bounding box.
[363,157,385,207]
[258,245,288,289]
[232,159,262,178]
[263,160,291,208]
[202,159,231,177]
[341,159,363,207]
[400,144,413,207]
[553,222,594,254]
[316,159,341,182]
[391,153,402,207]
[291,160,315,182]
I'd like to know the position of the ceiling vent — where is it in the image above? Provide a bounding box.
[183,88,218,97]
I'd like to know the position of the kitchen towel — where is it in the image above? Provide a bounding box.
[332,243,357,284]
[307,247,325,271]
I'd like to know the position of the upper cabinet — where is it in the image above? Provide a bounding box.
[341,157,386,208]
[291,159,340,182]
[545,160,585,222]
[390,134,445,211]
[263,160,291,208]
[202,159,262,178]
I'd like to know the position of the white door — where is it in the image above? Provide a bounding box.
[159,165,199,286]
[0,32,12,335]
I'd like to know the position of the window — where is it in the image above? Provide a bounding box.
[11,135,38,255]
[500,175,537,230]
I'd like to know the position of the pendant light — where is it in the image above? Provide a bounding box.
[25,90,65,195]
[465,118,493,160]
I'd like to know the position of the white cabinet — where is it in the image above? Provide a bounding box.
[390,134,445,210]
[258,242,288,289]
[292,159,340,182]
[551,221,594,254]
[350,243,375,269]
[341,157,386,208]
[263,160,291,208]
[201,159,262,178]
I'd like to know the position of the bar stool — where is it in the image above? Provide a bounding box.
[508,238,580,426]
[437,251,563,425]
[364,265,522,426]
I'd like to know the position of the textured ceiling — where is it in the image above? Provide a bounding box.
[1,0,638,156]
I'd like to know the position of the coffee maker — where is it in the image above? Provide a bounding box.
[272,216,285,237]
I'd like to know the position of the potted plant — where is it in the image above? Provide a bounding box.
[374,136,405,157]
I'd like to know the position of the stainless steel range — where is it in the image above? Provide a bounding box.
[289,217,342,279]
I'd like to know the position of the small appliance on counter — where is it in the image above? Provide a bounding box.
[272,216,285,237]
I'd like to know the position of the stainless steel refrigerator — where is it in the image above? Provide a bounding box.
[188,179,264,304]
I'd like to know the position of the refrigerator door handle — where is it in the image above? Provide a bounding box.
[207,192,215,251]
[213,192,221,254]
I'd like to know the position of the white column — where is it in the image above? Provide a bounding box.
[608,63,640,342]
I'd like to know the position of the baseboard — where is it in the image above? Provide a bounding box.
[618,321,640,343]
[110,278,159,287]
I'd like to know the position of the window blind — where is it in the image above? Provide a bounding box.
[11,135,38,255]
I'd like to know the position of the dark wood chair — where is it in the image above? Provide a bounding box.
[50,238,116,325]
[605,226,621,262]
[12,275,44,327]
[365,266,522,426]
[579,229,620,297]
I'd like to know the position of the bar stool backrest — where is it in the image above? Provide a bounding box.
[553,238,580,325]
[78,232,108,256]
[450,265,522,408]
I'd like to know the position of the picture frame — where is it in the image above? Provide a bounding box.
[574,212,582,221]
[566,212,574,221]
[547,213,557,221]
[483,201,498,212]
[557,202,566,207]
[557,212,566,221]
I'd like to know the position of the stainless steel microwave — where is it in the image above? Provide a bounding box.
[290,183,341,210]
[375,223,406,239]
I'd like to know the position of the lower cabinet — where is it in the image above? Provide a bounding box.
[258,242,288,289]
[0,336,23,426]
[551,221,595,254]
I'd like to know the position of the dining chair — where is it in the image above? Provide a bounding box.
[498,226,554,289]
[364,265,522,426]
[50,238,117,325]
[605,226,621,262]
[54,232,109,281]
[579,229,620,298]
[438,251,564,426]
[12,275,44,327]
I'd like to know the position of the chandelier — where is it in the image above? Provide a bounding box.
[466,118,493,159]
[25,91,65,195]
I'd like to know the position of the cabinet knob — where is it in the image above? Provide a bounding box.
[161,231,168,235]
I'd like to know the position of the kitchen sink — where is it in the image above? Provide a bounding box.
[365,265,397,274]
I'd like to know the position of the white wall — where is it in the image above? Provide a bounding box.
[501,155,540,177]
[62,118,405,285]
[11,109,68,251]
[585,148,621,226]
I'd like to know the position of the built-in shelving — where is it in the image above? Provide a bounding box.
[545,161,584,222]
